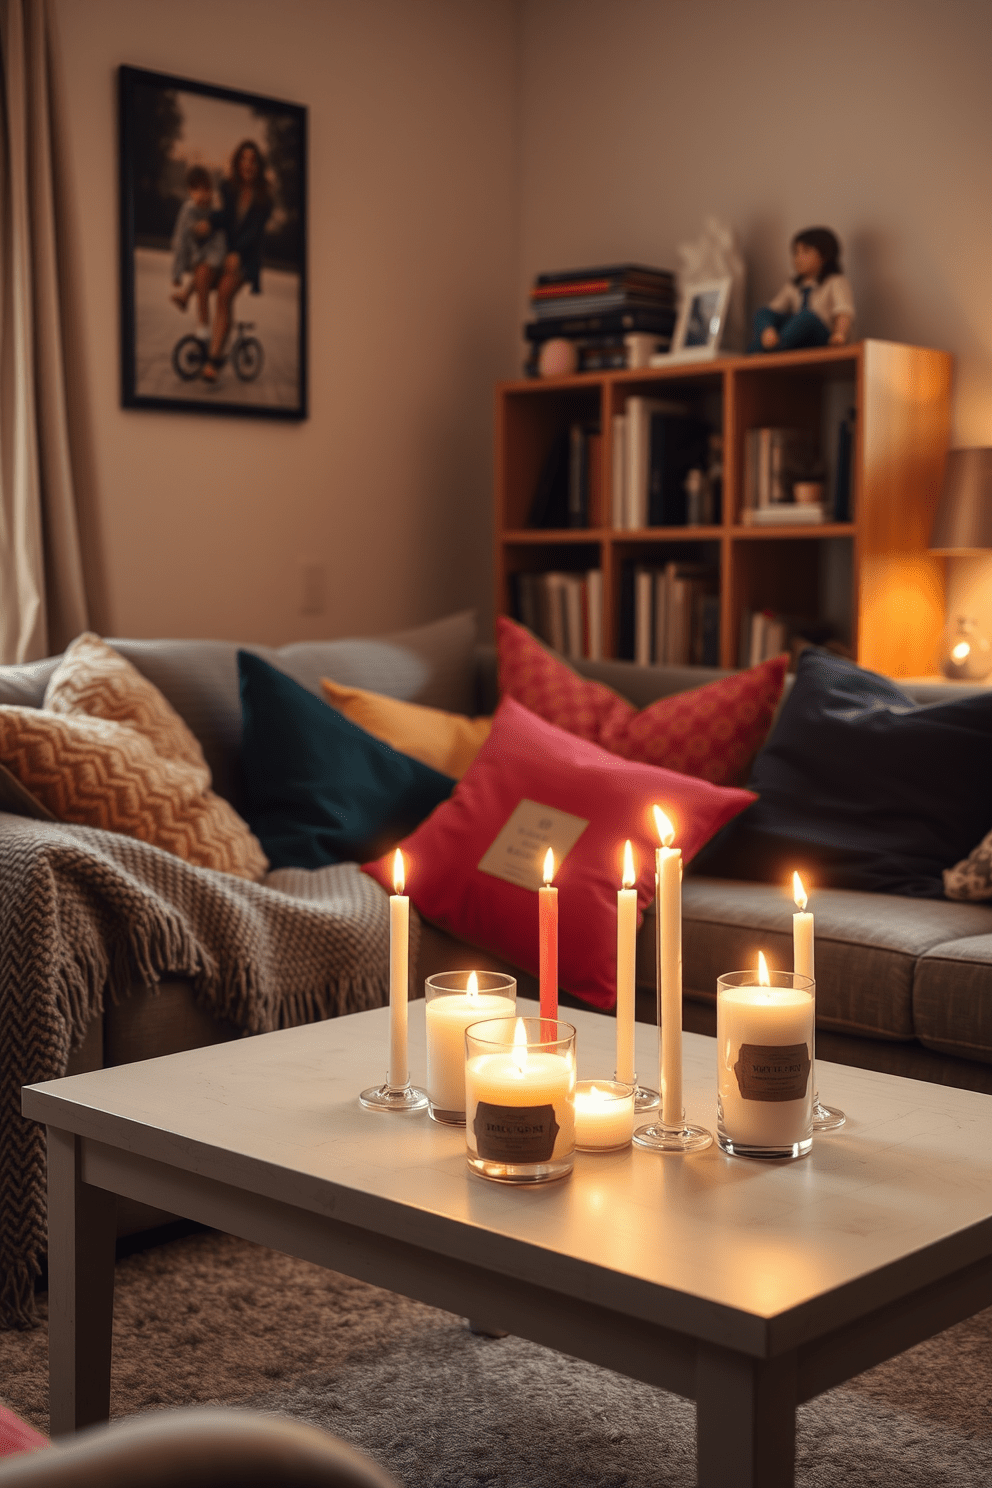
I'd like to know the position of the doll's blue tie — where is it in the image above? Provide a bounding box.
[799,285,812,312]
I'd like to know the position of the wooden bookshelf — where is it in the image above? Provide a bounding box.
[494,340,953,676]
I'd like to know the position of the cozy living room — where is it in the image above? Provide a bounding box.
[0,1,990,1485]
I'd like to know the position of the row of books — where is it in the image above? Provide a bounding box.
[620,561,720,667]
[611,397,712,529]
[741,414,856,525]
[509,569,604,660]
[528,423,602,529]
[738,610,849,668]
[525,263,676,373]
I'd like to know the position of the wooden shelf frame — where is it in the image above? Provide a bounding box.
[494,340,953,675]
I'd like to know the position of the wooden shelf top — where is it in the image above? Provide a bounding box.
[500,524,855,543]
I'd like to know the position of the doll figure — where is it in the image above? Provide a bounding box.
[748,227,855,353]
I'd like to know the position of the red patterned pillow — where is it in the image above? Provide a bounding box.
[363,696,754,1009]
[497,616,787,786]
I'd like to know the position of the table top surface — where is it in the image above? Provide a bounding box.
[24,1000,992,1356]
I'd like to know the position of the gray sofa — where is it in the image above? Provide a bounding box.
[5,611,992,1109]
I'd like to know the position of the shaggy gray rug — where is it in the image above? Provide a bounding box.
[1,1230,990,1486]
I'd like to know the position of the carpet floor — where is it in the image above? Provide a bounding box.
[1,1229,990,1486]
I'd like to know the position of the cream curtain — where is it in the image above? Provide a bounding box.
[0,0,87,662]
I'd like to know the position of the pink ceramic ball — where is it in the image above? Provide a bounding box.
[538,338,578,378]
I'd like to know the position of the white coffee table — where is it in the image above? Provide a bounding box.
[23,999,992,1487]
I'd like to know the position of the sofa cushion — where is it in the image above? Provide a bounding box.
[238,651,455,870]
[0,630,267,874]
[676,878,992,1042]
[496,616,786,785]
[913,934,992,1064]
[697,648,992,898]
[105,610,478,808]
[320,677,491,779]
[363,696,754,1010]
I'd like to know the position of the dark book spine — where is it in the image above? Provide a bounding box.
[525,307,677,342]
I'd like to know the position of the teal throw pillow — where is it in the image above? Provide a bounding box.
[237,651,455,870]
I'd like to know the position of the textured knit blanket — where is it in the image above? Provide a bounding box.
[0,814,409,1329]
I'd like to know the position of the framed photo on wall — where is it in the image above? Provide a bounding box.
[119,65,307,420]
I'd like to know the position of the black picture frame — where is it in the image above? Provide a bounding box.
[119,65,307,420]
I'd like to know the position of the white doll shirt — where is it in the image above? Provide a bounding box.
[768,273,855,329]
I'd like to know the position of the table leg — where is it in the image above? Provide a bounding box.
[696,1342,797,1488]
[47,1127,117,1436]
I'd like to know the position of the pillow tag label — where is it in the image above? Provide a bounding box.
[474,1102,560,1162]
[477,799,589,890]
[734,1043,811,1103]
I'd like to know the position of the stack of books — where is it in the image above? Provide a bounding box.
[620,560,719,666]
[510,570,604,660]
[524,264,676,377]
[741,428,822,524]
[528,422,602,529]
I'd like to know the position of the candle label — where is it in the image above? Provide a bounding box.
[474,1102,560,1162]
[734,1044,811,1103]
[477,800,588,890]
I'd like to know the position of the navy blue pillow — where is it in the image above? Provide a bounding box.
[694,648,992,898]
[237,651,455,870]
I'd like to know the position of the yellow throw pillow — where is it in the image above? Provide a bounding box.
[320,678,491,780]
[0,632,269,881]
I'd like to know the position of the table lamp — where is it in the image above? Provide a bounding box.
[929,448,992,680]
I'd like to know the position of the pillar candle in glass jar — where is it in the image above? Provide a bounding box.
[424,970,516,1123]
[465,1017,575,1183]
[717,955,814,1159]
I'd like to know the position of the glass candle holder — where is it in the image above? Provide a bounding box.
[717,970,814,1160]
[574,1080,635,1151]
[465,1017,575,1184]
[424,971,516,1125]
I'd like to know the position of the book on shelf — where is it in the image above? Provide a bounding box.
[624,560,718,666]
[510,570,604,660]
[618,398,709,529]
[528,423,600,529]
[531,290,675,320]
[611,414,626,529]
[834,406,855,521]
[742,504,826,526]
[742,428,818,515]
[524,306,677,342]
[535,262,676,293]
[738,610,847,668]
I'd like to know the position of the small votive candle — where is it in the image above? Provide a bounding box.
[574,1080,635,1151]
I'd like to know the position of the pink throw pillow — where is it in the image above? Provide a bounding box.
[0,1403,47,1458]
[496,615,788,786]
[363,696,755,1009]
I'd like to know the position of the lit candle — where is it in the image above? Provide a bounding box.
[616,840,637,1085]
[654,806,683,1129]
[466,1018,574,1162]
[539,847,558,1024]
[793,872,814,982]
[425,972,516,1116]
[574,1080,635,1150]
[388,848,409,1089]
[718,953,814,1149]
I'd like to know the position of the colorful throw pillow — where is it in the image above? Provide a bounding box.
[945,829,992,901]
[496,616,787,785]
[697,647,992,898]
[320,678,491,779]
[0,632,269,880]
[363,696,755,1009]
[239,651,455,870]
[0,1402,47,1458]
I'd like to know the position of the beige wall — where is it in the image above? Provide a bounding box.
[52,0,520,644]
[518,0,992,644]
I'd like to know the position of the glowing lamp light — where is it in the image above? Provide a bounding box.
[952,640,971,662]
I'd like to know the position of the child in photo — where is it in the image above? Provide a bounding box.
[169,165,226,337]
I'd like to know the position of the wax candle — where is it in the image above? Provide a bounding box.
[539,848,558,1024]
[616,841,638,1085]
[793,872,814,982]
[574,1080,635,1150]
[388,848,409,1089]
[466,1018,574,1164]
[425,973,516,1116]
[717,954,814,1150]
[653,807,683,1128]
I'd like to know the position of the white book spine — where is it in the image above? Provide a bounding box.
[635,566,654,665]
[611,415,626,530]
[586,569,603,659]
[625,399,648,529]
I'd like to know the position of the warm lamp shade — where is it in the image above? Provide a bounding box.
[930,448,992,553]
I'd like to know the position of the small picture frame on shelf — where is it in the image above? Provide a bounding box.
[654,277,732,365]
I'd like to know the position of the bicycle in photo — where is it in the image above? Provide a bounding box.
[172,321,265,383]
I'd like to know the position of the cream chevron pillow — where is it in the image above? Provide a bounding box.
[0,633,268,881]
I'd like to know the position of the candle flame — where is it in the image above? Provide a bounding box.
[543,847,555,886]
[467,971,478,998]
[512,1016,528,1075]
[392,848,405,895]
[652,805,675,848]
[792,871,807,911]
[622,839,635,889]
[757,951,770,986]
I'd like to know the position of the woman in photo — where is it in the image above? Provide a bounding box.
[195,139,273,384]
